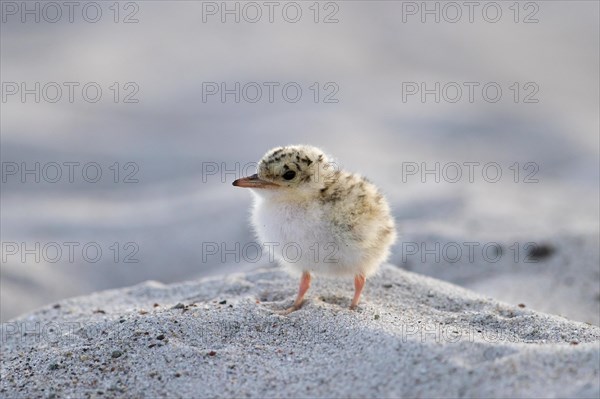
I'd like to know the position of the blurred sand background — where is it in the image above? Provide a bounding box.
[1,1,598,323]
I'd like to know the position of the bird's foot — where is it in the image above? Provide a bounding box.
[278,272,311,315]
[350,274,366,311]
[278,301,304,315]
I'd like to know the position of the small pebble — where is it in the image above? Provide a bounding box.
[111,351,123,359]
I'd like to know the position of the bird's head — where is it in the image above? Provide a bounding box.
[233,145,337,199]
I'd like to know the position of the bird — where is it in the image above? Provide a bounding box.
[232,145,396,313]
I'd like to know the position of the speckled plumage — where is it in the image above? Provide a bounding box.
[233,145,396,311]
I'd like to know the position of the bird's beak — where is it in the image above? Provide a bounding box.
[232,174,278,189]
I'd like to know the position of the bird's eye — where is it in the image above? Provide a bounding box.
[282,170,296,180]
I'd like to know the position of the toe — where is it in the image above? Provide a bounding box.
[278,302,303,315]
[278,306,297,315]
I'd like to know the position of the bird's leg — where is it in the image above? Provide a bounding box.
[350,274,366,310]
[281,271,311,315]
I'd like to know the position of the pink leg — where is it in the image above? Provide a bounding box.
[350,274,366,310]
[281,271,311,314]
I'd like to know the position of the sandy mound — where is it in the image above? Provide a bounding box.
[1,265,599,398]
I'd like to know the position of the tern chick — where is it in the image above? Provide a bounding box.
[233,145,396,313]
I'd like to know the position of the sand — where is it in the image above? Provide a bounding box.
[1,264,599,398]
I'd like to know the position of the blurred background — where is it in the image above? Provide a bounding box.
[1,1,598,324]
